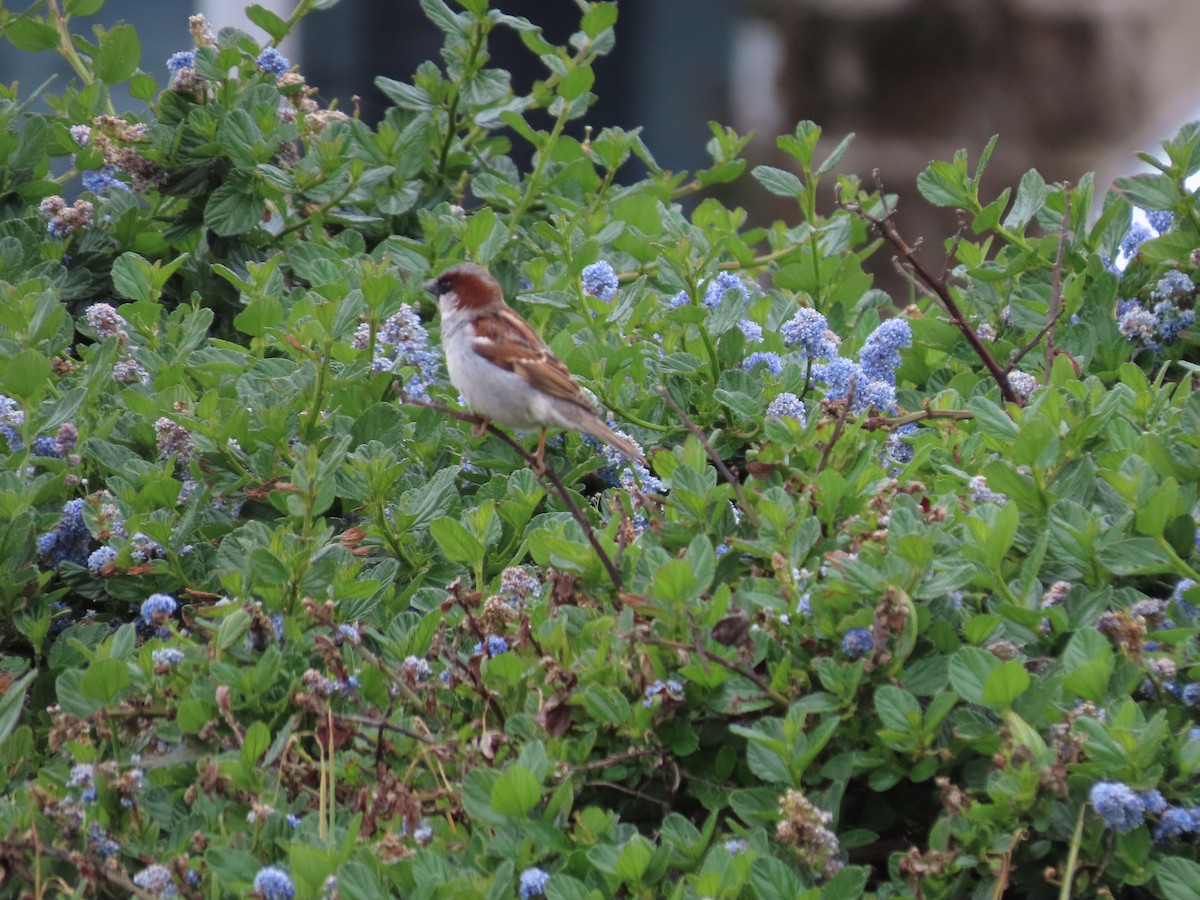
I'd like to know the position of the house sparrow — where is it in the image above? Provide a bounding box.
[424,262,646,471]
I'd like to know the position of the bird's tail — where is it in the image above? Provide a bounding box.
[582,419,647,466]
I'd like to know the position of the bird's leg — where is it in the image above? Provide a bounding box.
[532,428,548,474]
[471,416,491,438]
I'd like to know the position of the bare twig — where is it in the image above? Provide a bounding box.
[869,405,976,429]
[1044,186,1071,374]
[840,178,1021,405]
[1005,187,1072,373]
[814,378,857,476]
[642,636,789,710]
[659,388,759,528]
[334,711,438,744]
[400,394,625,595]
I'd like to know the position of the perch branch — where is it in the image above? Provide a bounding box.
[840,178,1021,405]
[659,388,759,528]
[400,394,624,596]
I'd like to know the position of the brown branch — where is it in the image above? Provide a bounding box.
[0,835,155,899]
[642,636,789,710]
[333,711,438,744]
[564,747,664,774]
[868,405,976,430]
[840,178,1021,405]
[814,378,857,476]
[400,394,625,595]
[659,388,759,528]
[1008,185,1071,373]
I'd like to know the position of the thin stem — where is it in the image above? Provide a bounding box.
[843,183,1020,406]
[436,19,487,181]
[49,0,94,85]
[508,104,570,234]
[660,388,759,529]
[401,395,625,595]
[642,636,789,710]
[1044,186,1071,375]
[874,406,975,428]
[1159,535,1200,582]
[815,380,857,476]
[1058,802,1086,900]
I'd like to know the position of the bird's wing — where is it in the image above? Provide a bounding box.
[470,305,596,411]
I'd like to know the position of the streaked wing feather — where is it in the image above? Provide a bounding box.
[471,307,595,409]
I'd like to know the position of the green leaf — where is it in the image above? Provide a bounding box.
[1003,168,1049,230]
[5,17,63,52]
[242,720,270,766]
[94,23,140,84]
[1113,173,1181,211]
[129,70,157,100]
[558,65,595,101]
[233,295,284,337]
[614,835,653,884]
[111,251,154,302]
[490,765,541,817]
[1156,858,1200,900]
[650,559,699,604]
[875,685,920,733]
[749,856,802,900]
[969,396,1019,442]
[752,165,803,198]
[246,4,288,41]
[204,177,265,236]
[1136,231,1199,264]
[1,349,51,399]
[79,657,131,703]
[981,659,1030,711]
[0,671,35,746]
[917,156,972,208]
[430,517,485,567]
[947,646,1000,706]
[420,0,465,35]
[822,866,870,900]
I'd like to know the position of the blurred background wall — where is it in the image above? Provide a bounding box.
[6,0,1200,292]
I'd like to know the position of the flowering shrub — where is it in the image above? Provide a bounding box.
[0,1,1199,898]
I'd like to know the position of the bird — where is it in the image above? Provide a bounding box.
[423,262,647,472]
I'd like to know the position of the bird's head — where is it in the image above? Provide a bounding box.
[422,263,502,316]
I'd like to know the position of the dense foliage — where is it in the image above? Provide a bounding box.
[1,0,1199,897]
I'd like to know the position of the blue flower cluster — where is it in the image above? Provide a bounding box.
[82,165,127,195]
[1088,781,1171,833]
[37,498,91,569]
[151,647,185,668]
[780,308,839,358]
[130,531,164,562]
[703,271,749,309]
[166,50,196,74]
[840,628,873,659]
[474,635,510,656]
[256,48,290,75]
[766,392,806,425]
[0,394,24,450]
[643,677,685,707]
[132,864,174,896]
[352,306,439,399]
[581,261,619,302]
[519,867,550,898]
[813,318,912,414]
[743,351,783,376]
[1117,295,1195,351]
[140,592,177,626]
[253,866,295,900]
[738,319,764,343]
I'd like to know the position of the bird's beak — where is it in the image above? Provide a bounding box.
[422,277,438,297]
